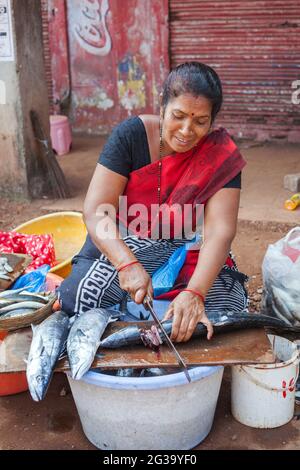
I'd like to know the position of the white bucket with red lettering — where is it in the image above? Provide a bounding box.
[231,335,299,428]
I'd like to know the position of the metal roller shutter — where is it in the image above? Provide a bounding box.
[170,0,300,141]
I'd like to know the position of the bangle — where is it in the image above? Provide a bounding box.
[117,260,140,273]
[182,288,205,303]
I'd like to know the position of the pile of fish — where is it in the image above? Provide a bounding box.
[26,307,120,401]
[0,257,13,281]
[25,306,300,402]
[262,284,300,326]
[0,288,52,319]
[104,367,178,378]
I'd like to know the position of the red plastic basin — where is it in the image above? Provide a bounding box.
[0,331,29,396]
[0,371,28,396]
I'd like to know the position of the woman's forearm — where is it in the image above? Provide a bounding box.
[84,213,137,269]
[187,235,233,297]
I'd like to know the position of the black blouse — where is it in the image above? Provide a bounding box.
[98,116,241,188]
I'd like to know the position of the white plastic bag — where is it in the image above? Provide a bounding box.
[262,227,300,325]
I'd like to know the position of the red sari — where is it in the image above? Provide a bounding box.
[118,127,246,299]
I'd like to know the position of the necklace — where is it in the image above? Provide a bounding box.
[158,121,163,206]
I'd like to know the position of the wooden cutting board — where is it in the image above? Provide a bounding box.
[0,323,275,374]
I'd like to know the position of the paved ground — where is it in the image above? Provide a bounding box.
[0,136,299,450]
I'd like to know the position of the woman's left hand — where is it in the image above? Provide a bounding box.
[162,291,213,342]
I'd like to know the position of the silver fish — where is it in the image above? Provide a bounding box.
[99,311,300,349]
[0,299,16,309]
[116,368,141,377]
[26,311,70,401]
[3,262,13,273]
[0,273,11,280]
[0,290,49,302]
[0,288,27,298]
[0,301,45,315]
[271,286,300,324]
[271,287,295,323]
[0,294,49,304]
[0,308,37,319]
[140,368,177,377]
[21,291,51,302]
[67,308,120,380]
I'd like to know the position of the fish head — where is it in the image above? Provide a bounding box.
[71,358,92,380]
[28,372,50,401]
[26,353,51,402]
[70,343,96,380]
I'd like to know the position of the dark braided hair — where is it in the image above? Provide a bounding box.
[162,62,223,123]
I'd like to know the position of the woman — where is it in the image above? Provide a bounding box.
[58,62,248,343]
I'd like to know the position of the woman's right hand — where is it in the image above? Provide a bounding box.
[118,263,153,304]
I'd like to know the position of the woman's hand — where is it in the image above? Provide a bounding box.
[118,263,153,304]
[162,291,213,342]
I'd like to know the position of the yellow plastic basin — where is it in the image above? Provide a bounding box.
[14,211,87,278]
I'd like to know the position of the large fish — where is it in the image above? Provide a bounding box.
[99,311,300,349]
[67,308,121,380]
[26,311,70,401]
[271,286,300,324]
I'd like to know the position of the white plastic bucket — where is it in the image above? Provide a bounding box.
[67,365,224,450]
[231,335,299,428]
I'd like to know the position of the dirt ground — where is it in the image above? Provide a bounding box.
[0,196,295,311]
[0,195,299,450]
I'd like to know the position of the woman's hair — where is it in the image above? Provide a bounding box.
[162,62,223,122]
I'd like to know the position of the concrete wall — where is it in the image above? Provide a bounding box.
[0,0,51,199]
[0,51,28,198]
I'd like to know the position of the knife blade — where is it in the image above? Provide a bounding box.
[143,296,191,383]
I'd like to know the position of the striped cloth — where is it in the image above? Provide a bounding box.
[58,235,248,317]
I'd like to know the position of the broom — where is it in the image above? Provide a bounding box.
[30,110,72,199]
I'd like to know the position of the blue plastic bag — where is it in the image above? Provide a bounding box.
[152,245,187,297]
[10,264,51,292]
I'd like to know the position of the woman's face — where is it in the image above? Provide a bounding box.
[161,93,213,154]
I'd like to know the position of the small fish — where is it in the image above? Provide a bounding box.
[67,308,120,380]
[0,301,45,315]
[26,311,70,401]
[0,308,37,319]
[116,368,141,377]
[0,273,11,281]
[0,294,49,304]
[140,368,177,377]
[99,311,300,349]
[0,299,16,309]
[271,286,300,324]
[3,262,13,273]
[0,288,27,298]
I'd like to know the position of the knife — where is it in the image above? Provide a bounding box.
[143,296,191,383]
